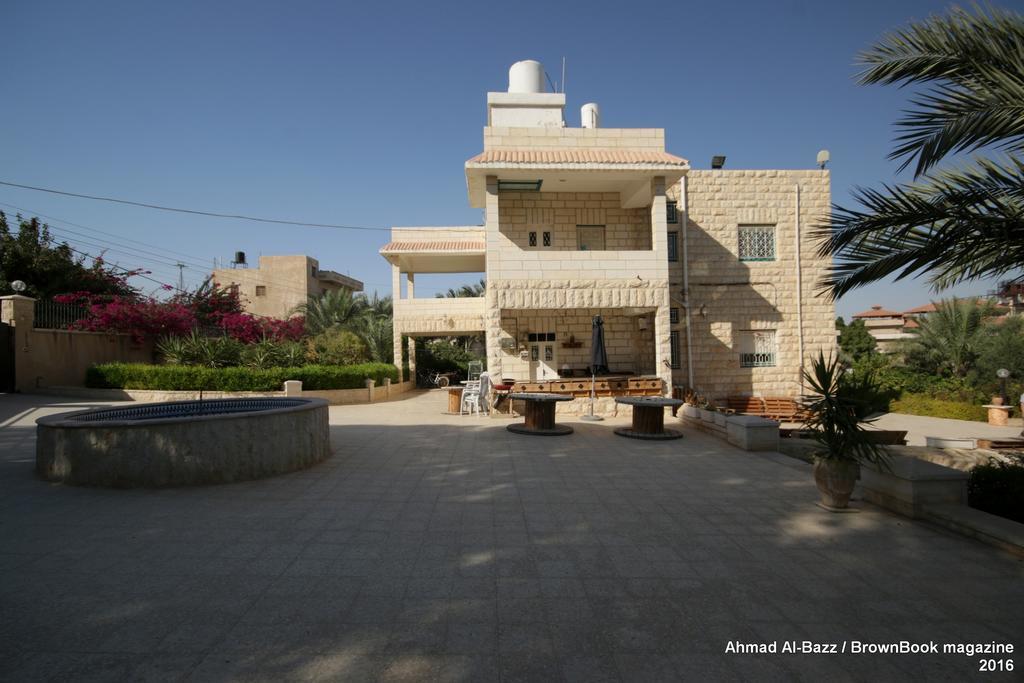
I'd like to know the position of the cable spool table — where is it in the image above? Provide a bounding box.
[506,393,574,436]
[613,396,684,440]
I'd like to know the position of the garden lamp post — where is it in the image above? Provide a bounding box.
[11,280,26,293]
[997,368,1010,404]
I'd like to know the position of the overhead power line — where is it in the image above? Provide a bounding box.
[0,180,391,231]
[0,201,212,264]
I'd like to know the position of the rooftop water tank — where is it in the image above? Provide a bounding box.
[508,60,545,94]
[581,102,600,128]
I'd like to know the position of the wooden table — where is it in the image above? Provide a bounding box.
[614,396,684,440]
[506,393,574,436]
[447,387,463,414]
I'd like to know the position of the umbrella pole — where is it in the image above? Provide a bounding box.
[580,370,604,422]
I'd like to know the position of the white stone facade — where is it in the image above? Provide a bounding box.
[380,64,834,398]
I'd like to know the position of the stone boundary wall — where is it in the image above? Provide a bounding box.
[1,295,154,392]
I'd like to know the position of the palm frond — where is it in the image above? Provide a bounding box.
[815,155,1024,298]
[857,4,1024,176]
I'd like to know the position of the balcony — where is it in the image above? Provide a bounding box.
[393,297,486,336]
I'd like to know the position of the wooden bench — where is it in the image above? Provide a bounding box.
[976,438,1024,451]
[762,396,810,422]
[865,430,909,446]
[726,396,767,417]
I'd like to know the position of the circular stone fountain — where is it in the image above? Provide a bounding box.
[36,398,330,487]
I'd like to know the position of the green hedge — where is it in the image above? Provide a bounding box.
[86,362,399,392]
[889,393,989,422]
[968,455,1024,524]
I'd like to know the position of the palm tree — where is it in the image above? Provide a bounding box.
[817,6,1024,299]
[436,279,486,298]
[294,289,368,335]
[904,298,994,377]
[354,292,394,362]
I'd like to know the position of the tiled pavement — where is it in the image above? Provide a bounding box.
[1,391,1021,681]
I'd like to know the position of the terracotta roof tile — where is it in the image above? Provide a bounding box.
[903,303,938,314]
[852,305,903,319]
[380,240,485,254]
[467,149,688,166]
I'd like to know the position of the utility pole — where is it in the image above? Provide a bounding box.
[176,262,185,292]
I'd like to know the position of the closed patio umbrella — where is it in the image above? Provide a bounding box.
[581,315,608,421]
[589,315,609,376]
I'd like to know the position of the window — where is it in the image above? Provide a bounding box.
[669,331,681,369]
[528,231,537,247]
[577,225,605,251]
[255,285,267,297]
[542,231,551,247]
[738,224,776,261]
[666,201,678,224]
[739,330,777,367]
[667,232,679,262]
[311,265,317,277]
[526,332,556,342]
[670,308,679,324]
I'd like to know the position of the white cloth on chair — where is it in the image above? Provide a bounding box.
[477,372,492,415]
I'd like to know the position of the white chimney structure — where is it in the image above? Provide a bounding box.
[581,102,600,128]
[486,59,565,128]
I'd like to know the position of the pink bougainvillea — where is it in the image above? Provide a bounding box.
[56,286,305,344]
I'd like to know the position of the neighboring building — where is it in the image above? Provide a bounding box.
[213,254,363,320]
[380,60,835,398]
[851,305,914,352]
[855,297,1016,352]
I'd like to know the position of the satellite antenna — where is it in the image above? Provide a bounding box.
[817,149,830,169]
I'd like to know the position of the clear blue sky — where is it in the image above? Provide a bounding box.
[1,0,1007,318]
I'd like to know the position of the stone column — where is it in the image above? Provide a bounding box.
[1,295,36,392]
[650,178,673,393]
[391,264,403,376]
[483,175,503,380]
[407,336,416,382]
[406,273,415,299]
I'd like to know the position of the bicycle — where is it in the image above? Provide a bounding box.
[418,369,453,388]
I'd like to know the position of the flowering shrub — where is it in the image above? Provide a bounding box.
[55,282,304,344]
[217,312,305,343]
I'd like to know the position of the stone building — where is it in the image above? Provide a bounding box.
[213,254,363,320]
[380,60,835,398]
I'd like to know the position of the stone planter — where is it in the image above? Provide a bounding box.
[682,404,699,419]
[699,409,715,423]
[714,412,728,427]
[813,458,859,510]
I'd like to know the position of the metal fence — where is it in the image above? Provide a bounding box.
[33,300,88,329]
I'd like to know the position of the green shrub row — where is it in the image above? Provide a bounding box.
[889,393,989,422]
[86,362,398,391]
[968,455,1024,524]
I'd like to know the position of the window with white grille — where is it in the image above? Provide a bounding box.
[738,224,776,261]
[738,330,776,367]
[669,331,681,369]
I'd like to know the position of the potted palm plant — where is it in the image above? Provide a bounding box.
[802,353,890,510]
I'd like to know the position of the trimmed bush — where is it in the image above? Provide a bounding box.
[86,362,398,392]
[889,393,989,422]
[968,455,1024,524]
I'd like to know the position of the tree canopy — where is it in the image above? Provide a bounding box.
[0,212,138,298]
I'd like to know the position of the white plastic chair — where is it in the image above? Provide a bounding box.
[460,380,482,416]
[467,361,483,382]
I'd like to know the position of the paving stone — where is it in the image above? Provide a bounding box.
[2,391,1022,682]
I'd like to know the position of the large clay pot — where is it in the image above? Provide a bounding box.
[813,458,859,509]
[991,396,1005,406]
